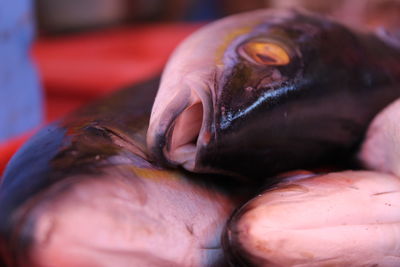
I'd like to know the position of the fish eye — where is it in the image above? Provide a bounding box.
[238,40,290,66]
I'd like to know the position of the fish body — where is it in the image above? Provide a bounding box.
[147,9,400,178]
[0,78,235,266]
[224,170,400,266]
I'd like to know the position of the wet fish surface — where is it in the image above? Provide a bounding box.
[223,92,400,267]
[223,170,400,267]
[0,78,237,267]
[2,8,400,267]
[147,9,400,178]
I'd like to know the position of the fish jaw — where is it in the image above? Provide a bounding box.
[147,68,216,172]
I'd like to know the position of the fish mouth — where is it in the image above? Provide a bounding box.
[147,87,212,172]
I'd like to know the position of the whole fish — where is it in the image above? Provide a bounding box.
[147,8,400,178]
[0,78,237,267]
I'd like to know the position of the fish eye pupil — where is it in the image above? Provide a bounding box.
[256,53,277,64]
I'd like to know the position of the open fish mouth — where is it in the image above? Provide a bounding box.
[165,94,203,168]
[147,85,213,172]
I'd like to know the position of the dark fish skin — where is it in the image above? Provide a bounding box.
[204,11,400,178]
[148,9,400,179]
[0,78,237,267]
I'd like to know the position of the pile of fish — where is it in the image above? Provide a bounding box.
[1,8,400,267]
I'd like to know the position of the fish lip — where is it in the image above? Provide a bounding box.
[147,103,187,168]
[147,84,213,171]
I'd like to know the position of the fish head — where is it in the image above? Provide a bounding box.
[147,9,363,177]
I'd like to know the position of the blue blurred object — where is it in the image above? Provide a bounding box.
[186,0,221,21]
[0,0,43,141]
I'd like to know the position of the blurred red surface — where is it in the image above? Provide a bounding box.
[0,23,201,176]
